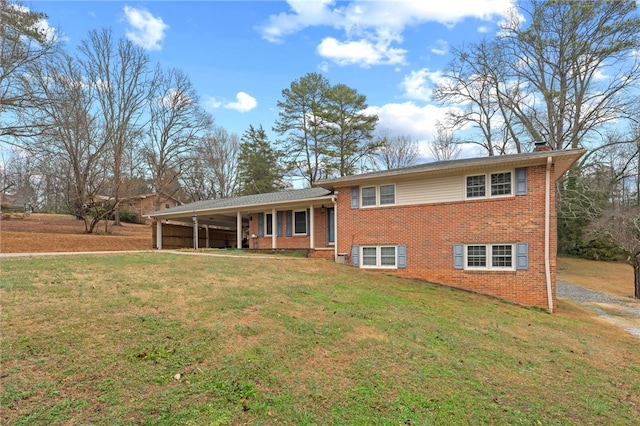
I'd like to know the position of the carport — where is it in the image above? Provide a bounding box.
[146,188,336,252]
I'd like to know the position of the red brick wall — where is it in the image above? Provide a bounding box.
[335,164,557,310]
[126,195,181,224]
[247,207,332,250]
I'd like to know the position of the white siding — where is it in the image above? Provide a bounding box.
[396,175,463,205]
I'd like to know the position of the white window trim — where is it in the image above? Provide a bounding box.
[265,213,273,237]
[360,184,396,208]
[464,243,515,271]
[293,209,307,236]
[465,171,514,199]
[360,245,398,269]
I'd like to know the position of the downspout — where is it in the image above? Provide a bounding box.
[545,157,553,312]
[331,195,338,261]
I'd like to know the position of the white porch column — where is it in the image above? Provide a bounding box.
[236,211,242,249]
[156,220,163,250]
[205,226,210,248]
[309,204,315,249]
[271,208,277,248]
[192,214,199,249]
[332,197,338,261]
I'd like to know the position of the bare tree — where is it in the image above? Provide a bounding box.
[373,131,421,170]
[143,67,212,210]
[435,1,640,154]
[28,51,110,233]
[0,146,39,209]
[433,40,523,155]
[592,207,640,299]
[503,1,640,151]
[181,126,240,201]
[429,123,461,161]
[79,28,155,225]
[0,0,60,142]
[200,126,239,198]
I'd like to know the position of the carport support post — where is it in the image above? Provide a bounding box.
[192,213,199,249]
[236,211,242,249]
[309,204,315,249]
[271,208,277,249]
[156,220,163,250]
[205,226,210,248]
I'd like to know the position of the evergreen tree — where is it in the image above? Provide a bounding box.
[274,72,379,184]
[237,125,285,195]
[274,72,330,186]
[324,83,379,177]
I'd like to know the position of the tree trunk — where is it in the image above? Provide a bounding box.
[635,260,640,299]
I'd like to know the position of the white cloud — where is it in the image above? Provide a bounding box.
[365,101,482,159]
[123,6,168,51]
[258,0,515,67]
[225,92,257,112]
[365,101,450,141]
[259,0,336,43]
[477,25,491,33]
[430,39,449,56]
[204,96,222,110]
[204,92,257,113]
[317,37,406,67]
[400,68,443,101]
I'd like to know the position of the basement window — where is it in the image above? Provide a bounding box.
[466,244,514,270]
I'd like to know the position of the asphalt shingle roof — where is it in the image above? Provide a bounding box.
[148,187,332,217]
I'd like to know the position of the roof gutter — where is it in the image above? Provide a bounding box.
[545,156,554,312]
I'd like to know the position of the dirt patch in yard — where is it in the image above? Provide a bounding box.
[0,213,152,253]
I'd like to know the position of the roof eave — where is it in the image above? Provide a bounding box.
[147,193,336,219]
[315,150,586,189]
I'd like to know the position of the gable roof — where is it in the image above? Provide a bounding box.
[315,149,586,189]
[147,187,333,219]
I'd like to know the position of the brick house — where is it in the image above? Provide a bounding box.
[147,148,584,311]
[123,192,183,224]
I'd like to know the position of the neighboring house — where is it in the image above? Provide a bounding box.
[124,193,183,223]
[147,147,585,311]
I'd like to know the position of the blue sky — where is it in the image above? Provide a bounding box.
[32,0,516,156]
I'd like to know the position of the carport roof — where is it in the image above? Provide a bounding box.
[147,187,333,218]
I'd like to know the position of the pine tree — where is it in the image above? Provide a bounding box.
[237,125,286,195]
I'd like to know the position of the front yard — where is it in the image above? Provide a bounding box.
[1,252,639,424]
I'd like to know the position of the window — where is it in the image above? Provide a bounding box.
[362,247,378,266]
[491,172,511,196]
[165,203,170,209]
[380,246,397,266]
[360,246,397,268]
[379,184,395,205]
[361,184,395,207]
[466,172,512,198]
[491,245,512,268]
[466,175,485,198]
[294,210,307,235]
[465,244,514,270]
[265,213,273,236]
[361,187,377,206]
[467,245,487,267]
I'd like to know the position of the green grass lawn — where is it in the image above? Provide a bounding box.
[1,253,639,425]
